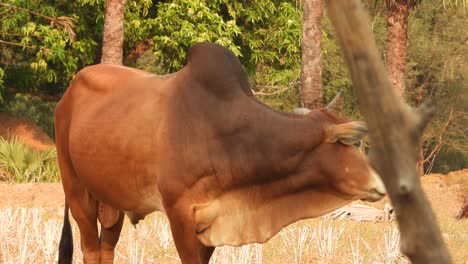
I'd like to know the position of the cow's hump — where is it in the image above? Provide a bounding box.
[186,43,253,98]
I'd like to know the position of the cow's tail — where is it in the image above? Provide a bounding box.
[58,201,73,264]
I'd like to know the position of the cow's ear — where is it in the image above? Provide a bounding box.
[293,108,311,115]
[326,89,344,115]
[325,121,368,145]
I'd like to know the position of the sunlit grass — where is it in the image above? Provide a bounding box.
[1,207,466,264]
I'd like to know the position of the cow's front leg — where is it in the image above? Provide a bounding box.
[167,207,215,264]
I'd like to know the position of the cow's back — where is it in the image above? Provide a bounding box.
[55,64,172,214]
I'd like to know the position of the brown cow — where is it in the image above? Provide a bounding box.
[55,42,385,264]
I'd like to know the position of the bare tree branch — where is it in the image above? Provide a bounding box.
[423,106,455,164]
[0,39,36,49]
[0,15,15,23]
[0,3,75,39]
[1,3,56,22]
[0,7,14,16]
[325,0,452,263]
[253,89,289,96]
[253,85,290,96]
[252,81,299,96]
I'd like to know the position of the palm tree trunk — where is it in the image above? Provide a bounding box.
[300,0,324,109]
[101,0,126,65]
[385,0,410,98]
[386,0,425,175]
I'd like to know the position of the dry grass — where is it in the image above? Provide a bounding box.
[0,207,467,264]
[1,171,467,263]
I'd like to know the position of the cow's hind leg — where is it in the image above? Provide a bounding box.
[56,105,100,263]
[99,210,124,264]
[167,208,215,264]
[58,152,100,263]
[67,188,100,264]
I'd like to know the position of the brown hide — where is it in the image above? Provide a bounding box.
[55,43,384,264]
[98,202,120,229]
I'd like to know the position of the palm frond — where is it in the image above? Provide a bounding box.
[0,138,60,182]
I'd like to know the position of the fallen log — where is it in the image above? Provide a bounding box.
[322,203,394,222]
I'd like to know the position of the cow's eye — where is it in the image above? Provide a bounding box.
[353,141,362,148]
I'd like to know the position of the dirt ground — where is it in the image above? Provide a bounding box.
[0,113,54,151]
[0,182,64,207]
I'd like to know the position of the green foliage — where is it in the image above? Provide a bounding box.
[0,0,101,99]
[0,137,59,182]
[406,1,466,105]
[321,18,357,117]
[253,65,301,112]
[127,0,303,74]
[150,0,242,71]
[405,1,468,172]
[220,1,302,70]
[129,0,304,108]
[124,0,153,48]
[0,0,465,175]
[1,93,57,137]
[321,1,468,172]
[0,67,4,103]
[431,148,468,174]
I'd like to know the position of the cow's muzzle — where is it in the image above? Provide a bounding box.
[361,168,386,202]
[361,188,386,202]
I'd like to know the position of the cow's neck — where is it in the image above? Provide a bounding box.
[190,97,352,247]
[168,83,326,193]
[216,97,326,187]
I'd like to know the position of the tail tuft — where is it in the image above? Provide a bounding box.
[58,202,73,264]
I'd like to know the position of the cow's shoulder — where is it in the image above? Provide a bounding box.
[186,42,253,98]
[69,64,156,94]
[76,64,154,82]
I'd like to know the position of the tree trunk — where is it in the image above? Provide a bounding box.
[417,144,424,175]
[300,0,324,109]
[101,0,126,65]
[385,0,410,98]
[386,1,426,176]
[325,1,452,263]
[128,39,154,62]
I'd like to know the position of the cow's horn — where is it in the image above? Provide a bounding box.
[293,108,311,115]
[326,89,344,114]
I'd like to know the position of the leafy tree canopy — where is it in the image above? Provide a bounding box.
[0,0,466,172]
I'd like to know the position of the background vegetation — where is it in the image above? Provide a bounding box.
[0,0,466,181]
[0,137,59,182]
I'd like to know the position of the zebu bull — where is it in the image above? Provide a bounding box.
[55,42,385,264]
